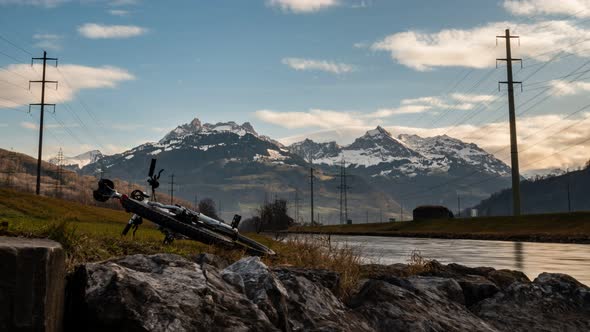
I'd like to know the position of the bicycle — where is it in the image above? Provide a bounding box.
[92,158,275,256]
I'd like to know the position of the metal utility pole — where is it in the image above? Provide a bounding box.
[457,194,461,217]
[366,210,369,224]
[194,194,198,210]
[30,51,58,195]
[309,154,315,225]
[566,169,572,212]
[400,202,404,222]
[497,29,522,216]
[169,174,175,204]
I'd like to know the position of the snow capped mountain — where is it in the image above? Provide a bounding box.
[288,127,510,178]
[160,118,260,143]
[49,150,103,169]
[85,118,298,174]
[397,134,511,176]
[288,139,341,161]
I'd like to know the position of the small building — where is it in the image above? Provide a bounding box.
[412,205,454,221]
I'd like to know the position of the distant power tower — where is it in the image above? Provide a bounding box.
[169,174,175,204]
[497,29,522,216]
[30,51,58,195]
[2,149,18,187]
[54,148,64,197]
[309,155,315,224]
[337,159,351,224]
[293,188,301,223]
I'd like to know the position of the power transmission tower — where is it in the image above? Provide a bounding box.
[497,29,522,216]
[294,188,301,223]
[309,156,315,225]
[169,174,175,204]
[337,159,351,224]
[30,51,58,195]
[2,149,18,187]
[54,148,63,197]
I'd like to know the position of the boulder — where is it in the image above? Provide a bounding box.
[0,237,65,332]
[473,273,590,332]
[222,257,290,331]
[65,253,278,332]
[348,279,499,332]
[273,267,372,331]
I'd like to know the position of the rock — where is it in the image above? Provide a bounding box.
[407,276,465,305]
[348,279,499,332]
[0,237,65,332]
[456,275,500,307]
[273,267,372,331]
[485,269,530,290]
[473,273,590,332]
[65,253,278,332]
[222,257,290,331]
[272,267,340,294]
[192,252,230,269]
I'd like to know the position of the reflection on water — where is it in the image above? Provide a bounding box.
[318,235,590,286]
[514,242,523,271]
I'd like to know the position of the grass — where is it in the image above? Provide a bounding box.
[0,188,364,297]
[289,213,590,243]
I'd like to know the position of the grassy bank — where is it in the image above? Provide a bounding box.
[289,213,590,243]
[0,188,364,296]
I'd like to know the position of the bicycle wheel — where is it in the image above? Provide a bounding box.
[235,233,276,256]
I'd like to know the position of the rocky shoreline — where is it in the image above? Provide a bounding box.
[63,253,590,332]
[287,230,590,244]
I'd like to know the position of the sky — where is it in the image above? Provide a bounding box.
[2,0,590,171]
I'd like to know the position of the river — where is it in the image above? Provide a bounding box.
[320,235,590,285]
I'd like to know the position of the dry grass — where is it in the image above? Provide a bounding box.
[264,235,363,298]
[406,250,437,275]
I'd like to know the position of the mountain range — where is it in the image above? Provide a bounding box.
[74,117,512,223]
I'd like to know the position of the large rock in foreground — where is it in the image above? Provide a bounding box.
[0,236,65,332]
[65,253,590,332]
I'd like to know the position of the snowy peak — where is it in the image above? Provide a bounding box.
[397,134,511,175]
[348,126,419,159]
[288,139,341,161]
[49,150,103,169]
[160,118,260,143]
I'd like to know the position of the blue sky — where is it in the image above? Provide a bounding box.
[2,0,590,170]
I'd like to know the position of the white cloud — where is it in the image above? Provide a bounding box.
[364,105,432,118]
[267,0,338,13]
[0,0,67,7]
[255,109,365,129]
[371,20,590,71]
[282,57,354,74]
[33,33,62,51]
[0,63,134,108]
[503,0,590,18]
[110,0,138,6]
[549,79,590,95]
[78,23,147,39]
[109,9,129,16]
[277,113,590,170]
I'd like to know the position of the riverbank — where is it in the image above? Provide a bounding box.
[289,213,590,244]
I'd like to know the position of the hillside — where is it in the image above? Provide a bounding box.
[471,167,590,216]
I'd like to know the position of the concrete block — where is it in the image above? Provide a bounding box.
[0,237,65,332]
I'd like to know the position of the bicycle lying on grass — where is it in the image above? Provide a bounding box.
[92,158,275,256]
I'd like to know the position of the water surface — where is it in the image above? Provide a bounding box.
[317,235,590,285]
